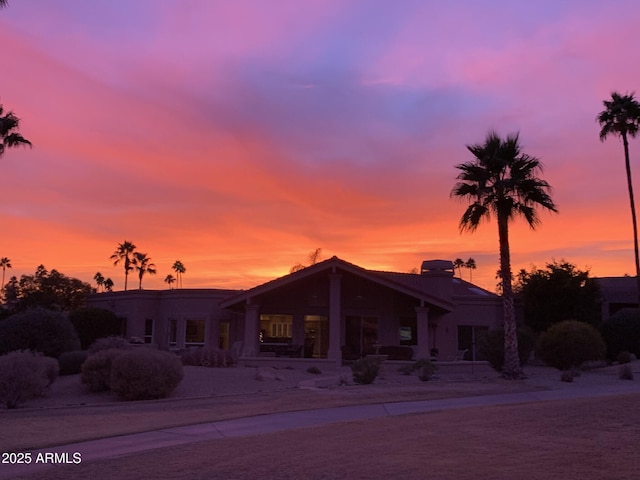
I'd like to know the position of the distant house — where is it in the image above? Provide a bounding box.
[87,256,503,365]
[596,276,638,321]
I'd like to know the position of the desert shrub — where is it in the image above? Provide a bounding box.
[58,350,88,375]
[307,366,322,374]
[600,308,640,360]
[69,308,124,349]
[397,359,437,381]
[0,350,59,409]
[351,357,381,385]
[81,348,127,392]
[536,320,606,370]
[478,327,536,372]
[560,370,574,383]
[110,349,184,401]
[617,351,633,365]
[180,347,237,367]
[87,336,131,355]
[619,364,634,380]
[0,308,80,358]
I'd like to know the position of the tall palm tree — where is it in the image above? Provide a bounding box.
[0,104,31,159]
[103,278,114,292]
[110,241,136,291]
[133,252,156,289]
[452,131,557,379]
[0,257,11,291]
[93,272,105,292]
[598,92,640,305]
[164,274,176,289]
[453,258,465,278]
[0,1,8,10]
[465,257,477,282]
[172,260,186,288]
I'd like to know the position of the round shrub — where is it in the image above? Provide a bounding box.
[88,336,131,355]
[600,308,640,360]
[351,356,381,385]
[110,348,184,401]
[0,350,59,409]
[536,320,606,370]
[81,348,127,392]
[478,327,536,372]
[58,350,89,375]
[69,308,124,349]
[0,308,80,358]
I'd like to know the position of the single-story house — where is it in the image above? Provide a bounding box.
[87,256,503,365]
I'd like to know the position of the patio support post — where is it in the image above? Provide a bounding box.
[416,306,430,359]
[242,303,260,357]
[327,273,342,363]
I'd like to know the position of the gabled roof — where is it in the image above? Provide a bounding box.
[220,256,460,311]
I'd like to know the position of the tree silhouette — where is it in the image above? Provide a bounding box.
[172,260,186,288]
[164,274,176,289]
[0,104,31,159]
[598,92,640,304]
[93,272,105,292]
[0,257,11,292]
[110,241,136,291]
[133,252,156,289]
[465,257,477,282]
[453,258,465,278]
[452,131,557,378]
[103,278,114,292]
[290,248,323,273]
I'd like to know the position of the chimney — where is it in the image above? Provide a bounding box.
[420,260,454,299]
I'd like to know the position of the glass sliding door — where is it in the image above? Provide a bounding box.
[345,315,378,357]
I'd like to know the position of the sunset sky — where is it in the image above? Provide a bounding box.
[1,0,639,292]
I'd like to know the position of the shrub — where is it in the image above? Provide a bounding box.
[81,348,126,392]
[0,350,59,409]
[88,336,131,355]
[536,320,606,371]
[617,351,633,365]
[478,327,536,372]
[110,349,184,401]
[0,308,80,358]
[307,366,322,375]
[560,370,574,383]
[600,308,640,360]
[619,364,634,380]
[180,347,237,367]
[58,350,88,375]
[397,359,437,381]
[69,308,124,349]
[351,357,381,385]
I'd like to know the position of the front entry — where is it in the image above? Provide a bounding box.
[345,315,378,357]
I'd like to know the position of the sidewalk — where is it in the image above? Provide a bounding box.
[3,376,639,479]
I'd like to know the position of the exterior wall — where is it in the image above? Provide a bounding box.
[86,289,240,350]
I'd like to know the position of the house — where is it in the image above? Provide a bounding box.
[87,256,503,365]
[596,276,638,321]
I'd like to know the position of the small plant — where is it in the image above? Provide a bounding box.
[619,364,634,380]
[180,347,238,367]
[600,308,640,360]
[397,359,438,381]
[351,357,381,385]
[536,320,606,371]
[560,370,574,383]
[0,350,59,409]
[110,349,184,401]
[87,336,131,355]
[58,350,89,375]
[81,348,127,392]
[307,366,322,375]
[617,351,633,365]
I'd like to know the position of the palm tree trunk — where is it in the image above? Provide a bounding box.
[622,133,640,306]
[498,213,522,379]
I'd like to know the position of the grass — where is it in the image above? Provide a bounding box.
[8,393,640,480]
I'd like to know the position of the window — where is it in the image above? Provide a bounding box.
[259,314,293,342]
[144,319,154,344]
[399,317,417,346]
[169,318,178,347]
[457,326,489,361]
[185,319,205,346]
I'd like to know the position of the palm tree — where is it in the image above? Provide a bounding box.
[453,258,465,278]
[133,252,156,289]
[452,131,557,379]
[0,1,8,10]
[172,260,186,288]
[103,278,114,292]
[465,257,477,282]
[110,241,136,291]
[0,104,31,159]
[93,272,105,292]
[598,92,640,305]
[0,257,11,291]
[164,274,176,289]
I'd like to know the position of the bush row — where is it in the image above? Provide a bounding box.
[0,350,59,409]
